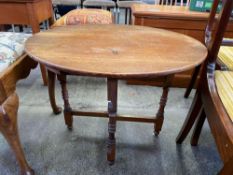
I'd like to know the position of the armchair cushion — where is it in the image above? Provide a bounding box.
[215,70,233,122]
[0,32,31,73]
[218,46,233,70]
[53,9,113,26]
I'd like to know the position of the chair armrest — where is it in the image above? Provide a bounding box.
[0,54,37,104]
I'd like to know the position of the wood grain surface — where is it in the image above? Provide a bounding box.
[132,5,210,20]
[25,24,207,78]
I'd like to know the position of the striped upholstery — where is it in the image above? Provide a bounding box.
[215,70,233,122]
[53,9,113,26]
[218,46,233,70]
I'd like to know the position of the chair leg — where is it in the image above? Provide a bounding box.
[219,156,233,175]
[190,108,206,146]
[40,64,48,86]
[125,8,128,24]
[129,8,132,25]
[184,65,201,98]
[176,91,202,144]
[47,70,62,115]
[117,8,120,24]
[0,93,34,175]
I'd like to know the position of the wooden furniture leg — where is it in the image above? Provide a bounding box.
[107,78,117,165]
[219,156,233,175]
[129,8,132,24]
[125,8,128,24]
[154,75,173,135]
[57,74,73,130]
[40,64,48,86]
[0,93,34,175]
[184,65,201,98]
[27,2,48,86]
[47,70,62,115]
[190,109,206,146]
[176,92,202,144]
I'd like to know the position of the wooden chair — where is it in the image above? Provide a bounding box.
[176,0,233,173]
[48,9,113,114]
[0,32,37,175]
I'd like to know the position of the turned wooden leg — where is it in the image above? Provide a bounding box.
[47,70,62,115]
[154,75,173,135]
[176,92,202,144]
[0,93,34,175]
[40,64,48,86]
[57,74,73,130]
[107,78,117,165]
[191,108,206,146]
[184,65,201,98]
[154,86,169,135]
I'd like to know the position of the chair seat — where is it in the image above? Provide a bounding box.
[218,46,233,70]
[0,32,31,73]
[117,0,144,8]
[53,9,113,26]
[83,0,116,7]
[52,0,81,5]
[215,70,233,122]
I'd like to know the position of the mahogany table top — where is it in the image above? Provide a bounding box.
[25,24,207,78]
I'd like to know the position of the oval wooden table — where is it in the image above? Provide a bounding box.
[25,24,207,165]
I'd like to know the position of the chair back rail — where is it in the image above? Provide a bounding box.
[159,0,190,6]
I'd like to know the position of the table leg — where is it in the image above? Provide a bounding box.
[107,78,117,165]
[57,74,73,130]
[47,70,62,115]
[154,75,173,135]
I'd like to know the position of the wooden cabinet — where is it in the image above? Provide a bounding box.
[0,0,54,33]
